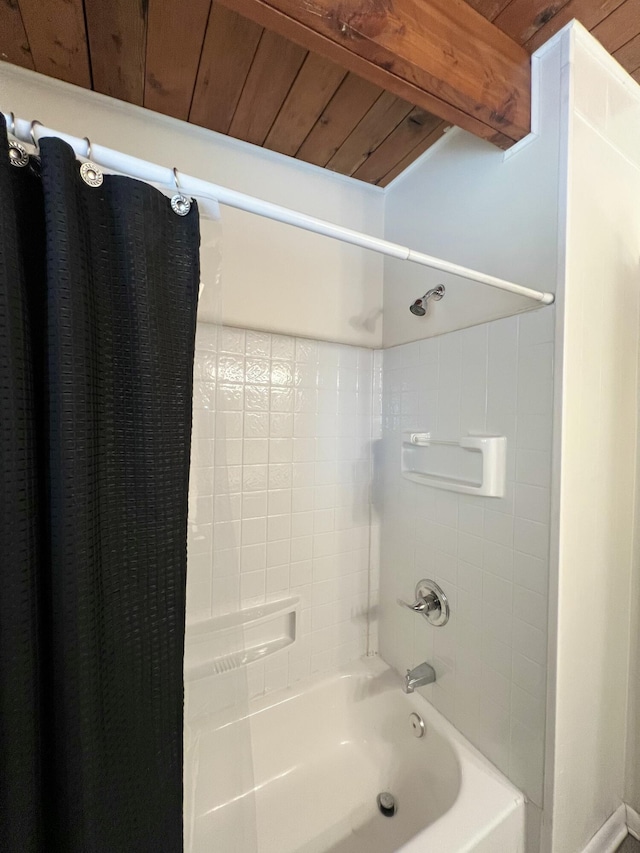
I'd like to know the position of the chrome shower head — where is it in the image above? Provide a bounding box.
[409,285,445,316]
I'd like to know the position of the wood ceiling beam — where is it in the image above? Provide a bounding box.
[214,0,532,147]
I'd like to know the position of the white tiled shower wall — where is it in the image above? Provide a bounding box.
[186,309,553,805]
[187,324,379,697]
[377,307,554,806]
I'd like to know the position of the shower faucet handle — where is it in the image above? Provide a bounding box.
[397,594,437,614]
[397,579,450,627]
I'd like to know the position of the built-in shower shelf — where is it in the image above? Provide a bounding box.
[401,432,506,497]
[184,597,299,681]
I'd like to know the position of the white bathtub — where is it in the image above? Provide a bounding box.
[185,657,525,853]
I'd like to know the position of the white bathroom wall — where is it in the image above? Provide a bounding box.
[377,307,554,809]
[188,323,378,699]
[374,32,565,835]
[0,62,384,347]
[382,38,565,348]
[545,25,640,853]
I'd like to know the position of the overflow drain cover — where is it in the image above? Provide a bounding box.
[377,792,397,817]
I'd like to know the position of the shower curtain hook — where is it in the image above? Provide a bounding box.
[7,113,29,168]
[79,135,103,187]
[170,167,191,216]
[29,120,41,153]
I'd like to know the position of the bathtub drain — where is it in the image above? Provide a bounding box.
[377,792,397,817]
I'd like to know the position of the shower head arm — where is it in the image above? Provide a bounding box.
[409,285,445,316]
[424,286,445,302]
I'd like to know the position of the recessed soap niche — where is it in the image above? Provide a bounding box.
[185,597,299,681]
[401,432,506,497]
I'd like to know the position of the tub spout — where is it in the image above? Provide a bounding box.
[404,662,436,693]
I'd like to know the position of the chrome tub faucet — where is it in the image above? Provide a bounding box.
[404,661,436,693]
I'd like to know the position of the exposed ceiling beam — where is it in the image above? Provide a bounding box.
[214,0,532,147]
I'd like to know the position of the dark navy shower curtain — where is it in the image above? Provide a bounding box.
[0,116,199,852]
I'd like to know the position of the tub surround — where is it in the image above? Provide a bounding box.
[377,309,553,808]
[185,309,553,816]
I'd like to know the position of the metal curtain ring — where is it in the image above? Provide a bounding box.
[78,135,103,186]
[30,120,41,153]
[171,166,191,216]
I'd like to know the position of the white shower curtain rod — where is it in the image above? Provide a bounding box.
[4,114,554,305]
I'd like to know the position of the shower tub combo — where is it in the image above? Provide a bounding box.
[185,655,525,853]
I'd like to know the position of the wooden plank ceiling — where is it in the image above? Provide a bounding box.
[1,0,640,186]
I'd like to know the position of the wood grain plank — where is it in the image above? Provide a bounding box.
[353,107,443,183]
[144,0,212,120]
[592,0,640,54]
[296,73,383,167]
[264,52,347,157]
[494,0,573,44]
[18,0,89,85]
[216,0,531,145]
[85,0,147,103]
[326,92,414,176]
[633,67,640,81]
[228,30,307,146]
[0,1,33,71]
[525,0,627,52]
[189,4,263,134]
[613,33,640,71]
[463,0,513,20]
[378,121,449,187]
